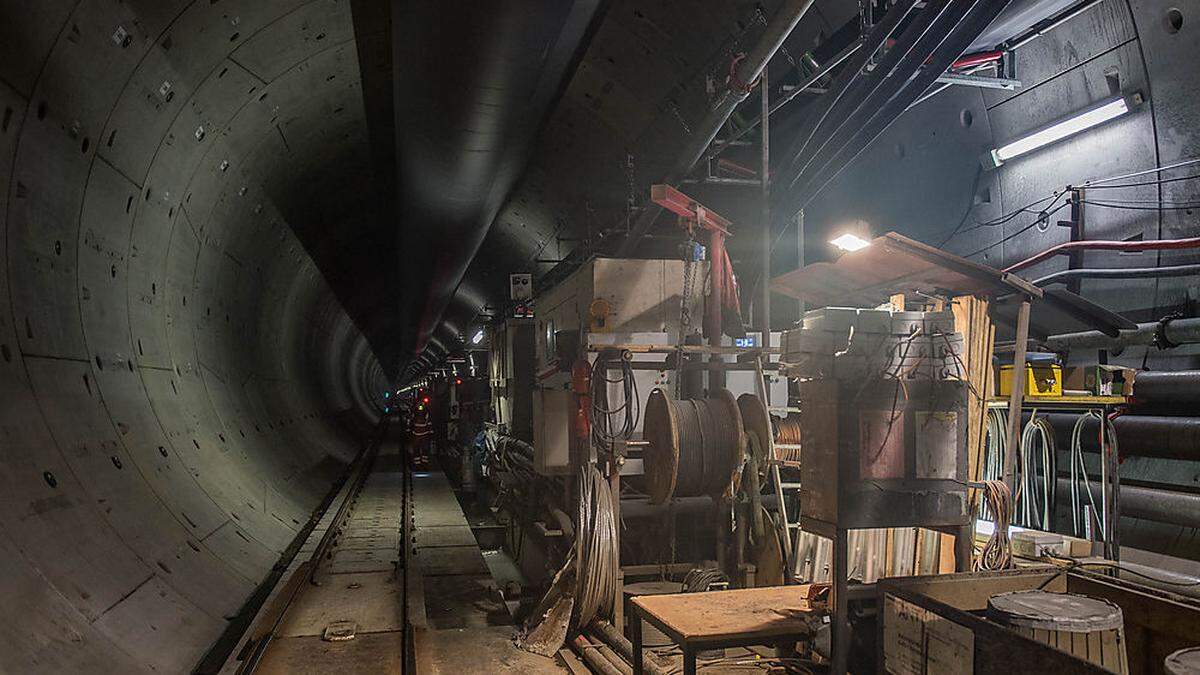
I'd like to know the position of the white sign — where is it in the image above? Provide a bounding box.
[510,273,532,301]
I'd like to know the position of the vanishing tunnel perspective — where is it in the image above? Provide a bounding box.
[2,0,1200,674]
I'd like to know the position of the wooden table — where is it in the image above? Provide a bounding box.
[629,586,821,675]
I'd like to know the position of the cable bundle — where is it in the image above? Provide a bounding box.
[590,350,639,449]
[1068,411,1118,540]
[575,464,617,628]
[975,479,1013,571]
[681,567,728,593]
[1018,414,1056,529]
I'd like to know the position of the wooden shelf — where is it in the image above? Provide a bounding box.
[987,395,1125,407]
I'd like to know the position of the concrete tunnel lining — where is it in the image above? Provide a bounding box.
[0,0,386,671]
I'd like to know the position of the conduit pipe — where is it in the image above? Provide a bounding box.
[571,635,626,675]
[1003,236,1200,273]
[1036,413,1200,462]
[592,620,675,675]
[1036,317,1200,352]
[1133,371,1200,404]
[617,0,817,256]
[1055,478,1200,529]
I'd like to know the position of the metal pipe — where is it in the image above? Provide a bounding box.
[1056,478,1200,529]
[708,230,727,390]
[588,635,634,675]
[709,40,864,158]
[1007,0,1106,50]
[571,635,625,675]
[1003,236,1200,273]
[1133,371,1200,403]
[1036,317,1200,352]
[618,495,778,518]
[617,0,817,256]
[592,620,674,675]
[760,65,772,404]
[1033,263,1200,287]
[1038,413,1200,461]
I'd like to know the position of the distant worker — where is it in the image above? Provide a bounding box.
[411,401,433,468]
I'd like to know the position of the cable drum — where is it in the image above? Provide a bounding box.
[774,414,803,462]
[643,388,744,504]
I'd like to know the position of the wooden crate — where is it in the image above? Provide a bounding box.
[874,568,1200,674]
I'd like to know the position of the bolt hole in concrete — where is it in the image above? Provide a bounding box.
[961,109,973,127]
[158,446,168,458]
[1,344,10,362]
[111,456,122,469]
[43,471,57,488]
[1166,8,1184,33]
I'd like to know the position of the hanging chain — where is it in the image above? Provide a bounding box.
[680,225,697,332]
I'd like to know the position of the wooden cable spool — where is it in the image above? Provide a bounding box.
[737,393,773,481]
[774,414,803,462]
[643,388,744,504]
[987,590,1129,674]
[1166,647,1200,675]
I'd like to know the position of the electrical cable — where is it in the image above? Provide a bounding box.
[1018,414,1055,530]
[1083,155,1200,186]
[980,408,1008,520]
[1068,411,1116,540]
[591,350,640,449]
[1082,199,1200,211]
[575,463,617,628]
[957,199,1073,260]
[1045,553,1200,587]
[975,479,1013,571]
[1033,263,1200,286]
[1075,172,1200,190]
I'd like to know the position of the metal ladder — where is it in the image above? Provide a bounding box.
[752,355,805,580]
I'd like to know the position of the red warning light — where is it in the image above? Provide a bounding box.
[455,378,463,385]
[422,396,430,404]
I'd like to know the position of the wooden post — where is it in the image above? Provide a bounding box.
[1003,298,1032,492]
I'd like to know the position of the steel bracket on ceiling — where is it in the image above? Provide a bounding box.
[935,71,1022,91]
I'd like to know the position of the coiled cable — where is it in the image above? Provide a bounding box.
[591,350,639,449]
[575,464,617,628]
[1018,413,1055,530]
[975,479,1013,571]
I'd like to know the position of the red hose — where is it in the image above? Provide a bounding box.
[951,50,1003,70]
[1004,236,1200,274]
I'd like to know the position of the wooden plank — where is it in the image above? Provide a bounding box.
[630,586,820,643]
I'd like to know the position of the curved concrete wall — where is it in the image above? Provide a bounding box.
[0,1,386,671]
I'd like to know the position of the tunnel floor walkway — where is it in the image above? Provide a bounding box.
[407,467,565,673]
[246,443,406,673]
[219,439,563,673]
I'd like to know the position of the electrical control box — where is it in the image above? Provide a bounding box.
[531,258,705,476]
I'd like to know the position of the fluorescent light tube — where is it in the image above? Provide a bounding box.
[992,96,1132,164]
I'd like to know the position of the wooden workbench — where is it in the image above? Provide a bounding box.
[629,585,823,675]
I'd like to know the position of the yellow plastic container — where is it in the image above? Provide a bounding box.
[999,364,1063,397]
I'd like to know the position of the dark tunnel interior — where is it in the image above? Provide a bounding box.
[1,0,1198,672]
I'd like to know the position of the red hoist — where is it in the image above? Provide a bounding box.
[650,184,744,386]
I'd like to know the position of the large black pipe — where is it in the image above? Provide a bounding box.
[1033,413,1200,462]
[1133,371,1200,404]
[1056,478,1200,529]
